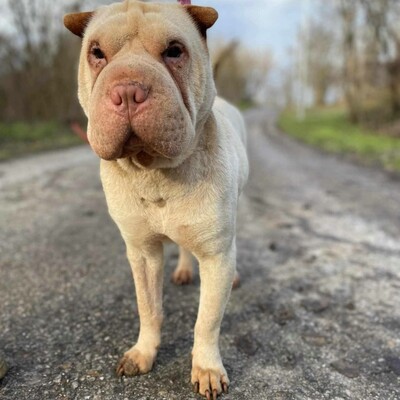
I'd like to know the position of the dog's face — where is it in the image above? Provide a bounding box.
[64,0,218,168]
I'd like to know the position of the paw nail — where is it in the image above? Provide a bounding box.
[205,390,211,400]
[193,382,199,393]
[213,389,218,400]
[222,383,229,394]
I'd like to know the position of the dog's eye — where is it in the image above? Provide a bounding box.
[163,43,184,60]
[88,42,108,70]
[165,46,182,58]
[91,45,105,59]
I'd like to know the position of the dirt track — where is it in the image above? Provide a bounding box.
[1,109,399,399]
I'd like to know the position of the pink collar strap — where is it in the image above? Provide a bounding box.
[178,0,192,4]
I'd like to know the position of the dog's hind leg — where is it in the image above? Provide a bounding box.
[171,246,194,285]
[232,270,241,289]
[116,240,164,377]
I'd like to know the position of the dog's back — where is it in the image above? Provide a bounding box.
[213,96,249,193]
[214,96,247,147]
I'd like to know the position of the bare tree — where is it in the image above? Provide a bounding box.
[360,0,400,117]
[298,18,338,107]
[337,0,364,122]
[212,40,272,106]
[0,0,83,121]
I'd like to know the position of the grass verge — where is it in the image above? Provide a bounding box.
[0,121,83,162]
[278,108,400,172]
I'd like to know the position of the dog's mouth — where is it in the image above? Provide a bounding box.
[119,131,159,167]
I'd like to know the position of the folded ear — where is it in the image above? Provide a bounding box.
[64,11,94,38]
[184,5,218,38]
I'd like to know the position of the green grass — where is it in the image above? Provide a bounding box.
[238,99,256,111]
[279,108,400,172]
[0,121,83,161]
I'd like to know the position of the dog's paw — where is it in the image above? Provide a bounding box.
[191,365,229,399]
[116,348,155,377]
[171,268,193,285]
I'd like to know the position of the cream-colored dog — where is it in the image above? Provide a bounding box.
[64,1,248,398]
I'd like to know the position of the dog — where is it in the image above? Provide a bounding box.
[64,1,248,398]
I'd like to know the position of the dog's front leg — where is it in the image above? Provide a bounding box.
[191,245,235,398]
[117,241,164,377]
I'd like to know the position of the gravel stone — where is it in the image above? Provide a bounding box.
[330,360,360,378]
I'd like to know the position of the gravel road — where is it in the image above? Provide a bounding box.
[1,109,399,400]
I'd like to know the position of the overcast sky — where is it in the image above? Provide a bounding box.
[192,0,304,61]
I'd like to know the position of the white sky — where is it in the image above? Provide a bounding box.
[188,0,304,61]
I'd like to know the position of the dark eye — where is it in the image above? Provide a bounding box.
[88,42,107,69]
[163,43,184,59]
[92,45,105,59]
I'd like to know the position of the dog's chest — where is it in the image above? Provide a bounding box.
[101,162,192,223]
[128,169,183,208]
[100,159,230,253]
[136,185,169,209]
[100,156,226,251]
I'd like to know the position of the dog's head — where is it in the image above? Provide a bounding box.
[64,0,218,168]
